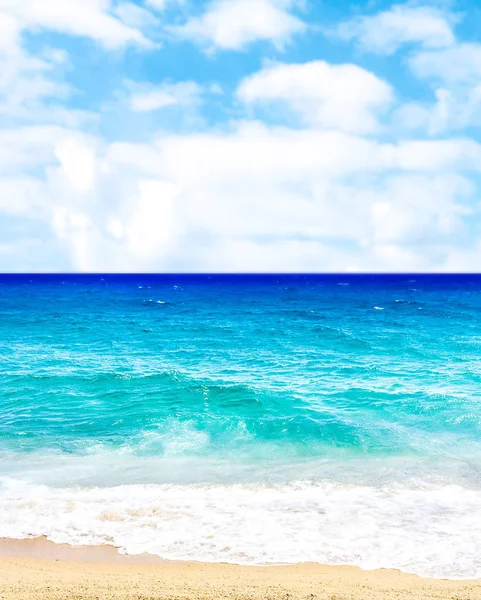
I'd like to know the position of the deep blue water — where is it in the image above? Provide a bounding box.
[1,274,481,577]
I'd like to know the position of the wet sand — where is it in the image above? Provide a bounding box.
[0,538,479,599]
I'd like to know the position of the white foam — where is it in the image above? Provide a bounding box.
[1,478,480,579]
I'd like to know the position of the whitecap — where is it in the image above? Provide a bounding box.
[1,478,480,579]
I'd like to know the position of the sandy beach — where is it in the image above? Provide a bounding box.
[0,539,479,600]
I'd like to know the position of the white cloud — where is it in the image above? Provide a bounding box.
[337,4,455,55]
[0,176,46,216]
[237,60,394,134]
[125,180,180,261]
[54,138,97,194]
[398,43,481,134]
[113,2,159,29]
[0,2,156,128]
[0,8,113,130]
[171,0,305,51]
[0,2,480,273]
[0,125,70,173]
[145,0,166,11]
[198,168,474,272]
[200,238,332,272]
[52,177,182,271]
[410,43,481,84]
[0,10,65,121]
[131,90,178,112]
[441,241,481,272]
[0,11,20,55]
[106,123,481,185]
[3,119,477,272]
[366,174,473,244]
[0,0,155,49]
[0,51,74,124]
[395,86,481,135]
[128,81,203,112]
[52,207,98,272]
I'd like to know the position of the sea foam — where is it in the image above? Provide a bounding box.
[1,477,480,579]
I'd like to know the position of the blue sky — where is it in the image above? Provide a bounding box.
[1,0,481,272]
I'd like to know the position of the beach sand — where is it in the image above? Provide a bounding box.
[0,538,479,599]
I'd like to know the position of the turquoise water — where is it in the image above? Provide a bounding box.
[1,275,481,577]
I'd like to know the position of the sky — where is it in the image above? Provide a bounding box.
[1,0,481,273]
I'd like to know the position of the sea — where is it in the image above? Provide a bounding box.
[1,274,481,579]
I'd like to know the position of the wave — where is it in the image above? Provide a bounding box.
[1,477,480,579]
[2,368,481,462]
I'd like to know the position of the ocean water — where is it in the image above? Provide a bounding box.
[1,274,481,579]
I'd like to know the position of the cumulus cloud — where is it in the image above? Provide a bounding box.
[237,60,394,134]
[2,117,480,272]
[0,10,67,122]
[0,0,156,49]
[112,2,160,29]
[410,43,481,84]
[337,4,455,55]
[394,87,481,135]
[145,0,167,10]
[0,41,96,128]
[0,125,70,173]
[0,11,20,55]
[0,1,481,272]
[395,43,481,135]
[54,138,97,194]
[124,180,181,261]
[334,3,478,136]
[0,0,158,127]
[128,81,204,112]
[171,0,306,51]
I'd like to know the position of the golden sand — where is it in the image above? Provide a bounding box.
[0,538,479,600]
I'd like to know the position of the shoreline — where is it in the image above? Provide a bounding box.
[0,537,167,564]
[1,538,480,600]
